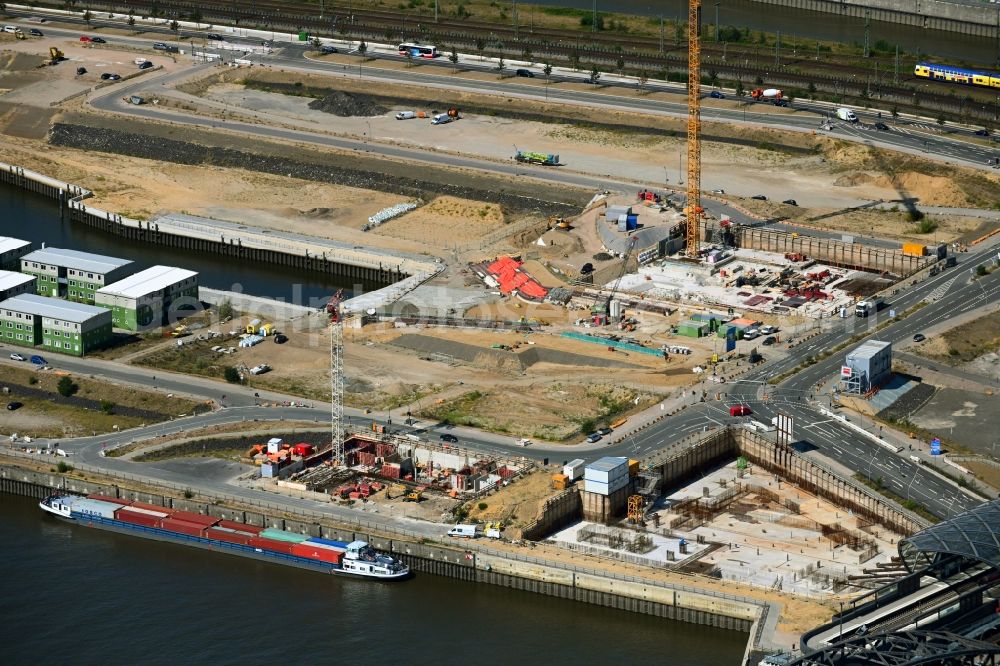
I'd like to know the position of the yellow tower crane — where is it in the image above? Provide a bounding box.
[684,0,703,258]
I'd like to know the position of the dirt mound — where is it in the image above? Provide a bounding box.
[833,170,967,206]
[833,172,878,187]
[307,91,388,117]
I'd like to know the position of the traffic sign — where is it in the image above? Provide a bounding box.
[930,438,942,455]
[841,365,853,378]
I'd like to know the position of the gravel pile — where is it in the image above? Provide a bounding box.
[49,123,577,215]
[877,381,937,422]
[307,91,388,117]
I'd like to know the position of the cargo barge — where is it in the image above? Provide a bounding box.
[40,494,409,580]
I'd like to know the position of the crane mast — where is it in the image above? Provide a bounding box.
[684,0,703,258]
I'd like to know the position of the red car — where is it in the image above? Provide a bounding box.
[729,404,752,417]
[79,35,91,42]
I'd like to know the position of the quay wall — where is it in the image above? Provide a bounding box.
[0,161,441,288]
[0,460,760,635]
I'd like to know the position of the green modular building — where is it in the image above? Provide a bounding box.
[0,236,32,271]
[676,320,709,338]
[95,265,199,331]
[0,270,36,301]
[20,247,134,304]
[0,293,112,356]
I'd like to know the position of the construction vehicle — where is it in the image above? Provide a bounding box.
[591,236,637,323]
[750,88,783,102]
[402,486,425,502]
[515,150,559,166]
[169,324,189,338]
[484,521,504,539]
[47,47,64,65]
[547,215,571,230]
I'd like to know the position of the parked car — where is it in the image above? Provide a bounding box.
[29,28,44,37]
[751,194,767,200]
[138,61,153,69]
[274,334,288,344]
[439,433,458,443]
[712,189,725,194]
[9,353,25,361]
[76,67,87,75]
[515,68,535,78]
[2,25,21,34]
[729,404,752,417]
[153,42,167,50]
[90,36,106,44]
[913,333,926,343]
[320,45,338,54]
[709,90,725,99]
[598,426,613,436]
[7,401,23,411]
[782,199,798,206]
[30,355,46,365]
[100,72,121,80]
[79,35,92,42]
[975,129,991,136]
[759,325,775,335]
[762,336,776,346]
[586,432,603,443]
[874,122,890,131]
[206,33,224,40]
[773,99,789,107]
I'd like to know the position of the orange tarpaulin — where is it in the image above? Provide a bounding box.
[486,257,548,300]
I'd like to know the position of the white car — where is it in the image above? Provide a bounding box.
[249,364,271,375]
[759,325,775,335]
[3,26,21,34]
[517,438,532,447]
[743,329,760,340]
[9,353,25,361]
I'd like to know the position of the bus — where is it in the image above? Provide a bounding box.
[398,43,438,58]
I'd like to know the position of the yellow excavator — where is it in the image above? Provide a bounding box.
[402,486,425,502]
[47,47,64,65]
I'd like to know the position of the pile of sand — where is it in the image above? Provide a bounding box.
[307,91,388,117]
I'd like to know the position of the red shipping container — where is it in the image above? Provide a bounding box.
[114,508,161,528]
[290,542,344,565]
[247,537,296,555]
[87,494,127,505]
[128,501,168,513]
[217,520,263,534]
[293,443,315,456]
[166,511,219,528]
[206,527,252,545]
[160,518,207,538]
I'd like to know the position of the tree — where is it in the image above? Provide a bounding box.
[522,46,532,63]
[637,69,649,93]
[448,46,458,71]
[100,400,115,415]
[224,366,241,383]
[936,114,946,126]
[543,61,552,78]
[475,37,485,60]
[358,40,368,58]
[311,37,322,51]
[57,376,78,397]
[807,81,816,94]
[569,49,580,71]
[735,78,745,97]
[708,68,719,87]
[190,8,202,24]
[890,106,899,122]
[589,65,601,85]
[169,19,179,34]
[616,56,625,77]
[496,56,506,77]
[127,13,136,31]
[217,299,233,321]
[83,9,92,25]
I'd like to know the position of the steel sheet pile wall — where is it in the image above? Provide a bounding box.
[737,227,937,277]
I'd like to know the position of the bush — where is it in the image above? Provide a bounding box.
[224,366,242,383]
[57,376,78,397]
[56,461,73,473]
[100,400,115,415]
[218,300,233,320]
[477,502,488,511]
[976,264,988,277]
[915,218,937,234]
[28,376,37,385]
[183,489,194,499]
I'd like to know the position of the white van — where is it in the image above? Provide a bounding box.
[836,107,858,123]
[431,113,454,125]
[395,111,416,120]
[2,25,21,33]
[447,524,480,538]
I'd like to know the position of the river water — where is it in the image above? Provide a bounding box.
[533,0,999,64]
[1,183,380,302]
[0,495,747,664]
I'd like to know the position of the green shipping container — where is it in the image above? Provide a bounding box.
[260,528,309,543]
[298,31,309,41]
[676,320,707,338]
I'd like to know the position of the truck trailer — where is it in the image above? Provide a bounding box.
[855,297,885,318]
[515,150,559,166]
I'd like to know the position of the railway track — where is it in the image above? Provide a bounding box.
[33,0,1000,121]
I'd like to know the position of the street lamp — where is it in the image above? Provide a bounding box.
[664,165,669,186]
[678,152,684,185]
[513,143,519,176]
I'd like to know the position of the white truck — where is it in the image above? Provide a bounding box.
[447,524,481,538]
[836,107,859,123]
[855,297,885,318]
[563,458,585,481]
[431,113,455,125]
